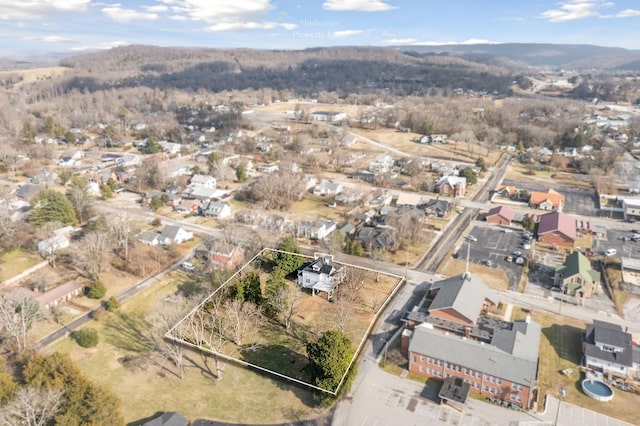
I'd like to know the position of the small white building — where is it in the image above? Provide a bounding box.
[297,219,337,240]
[311,111,347,122]
[297,254,344,300]
[158,225,193,244]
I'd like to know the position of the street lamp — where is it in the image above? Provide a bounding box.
[554,387,566,426]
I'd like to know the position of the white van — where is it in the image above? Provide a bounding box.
[605,248,617,257]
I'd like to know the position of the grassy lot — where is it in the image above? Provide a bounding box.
[0,249,43,282]
[602,258,629,316]
[528,310,638,424]
[46,272,321,424]
[436,258,510,291]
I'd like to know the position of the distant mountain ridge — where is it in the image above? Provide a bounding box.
[393,43,640,70]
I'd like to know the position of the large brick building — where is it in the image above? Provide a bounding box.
[537,211,576,248]
[406,317,541,409]
[486,206,514,226]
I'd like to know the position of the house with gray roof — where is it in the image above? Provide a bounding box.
[583,320,640,379]
[406,316,541,409]
[158,225,193,244]
[422,273,499,327]
[297,254,344,300]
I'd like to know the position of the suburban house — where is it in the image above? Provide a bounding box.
[421,200,449,218]
[554,251,601,298]
[529,189,565,211]
[297,219,337,240]
[435,176,466,197]
[173,199,201,215]
[37,234,70,256]
[137,231,161,246]
[405,316,541,409]
[368,154,394,174]
[29,168,58,185]
[354,226,398,252]
[486,206,514,226]
[494,185,519,199]
[200,201,232,219]
[158,225,193,245]
[36,279,84,310]
[311,111,347,122]
[189,186,220,201]
[536,211,576,248]
[313,180,344,196]
[141,411,189,426]
[197,240,245,270]
[188,174,216,189]
[583,320,640,379]
[15,184,41,201]
[297,254,344,300]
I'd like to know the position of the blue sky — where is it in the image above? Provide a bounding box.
[1,0,640,57]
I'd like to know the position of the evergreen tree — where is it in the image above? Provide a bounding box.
[275,236,303,274]
[30,189,78,226]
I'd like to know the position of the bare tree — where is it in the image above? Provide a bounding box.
[66,176,94,224]
[148,300,191,379]
[108,214,136,261]
[0,295,43,354]
[223,299,262,347]
[0,386,63,426]
[267,284,301,331]
[187,293,229,379]
[75,230,111,281]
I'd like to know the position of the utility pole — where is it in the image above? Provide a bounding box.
[554,387,566,426]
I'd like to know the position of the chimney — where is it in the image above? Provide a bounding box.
[525,314,531,324]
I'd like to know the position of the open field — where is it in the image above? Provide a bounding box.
[0,249,43,282]
[0,67,70,87]
[522,309,639,425]
[46,272,322,424]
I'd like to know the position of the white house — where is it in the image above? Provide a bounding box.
[137,231,161,246]
[313,180,343,196]
[158,225,193,244]
[201,201,231,219]
[311,111,347,122]
[583,320,639,378]
[297,219,337,240]
[37,234,70,256]
[622,197,640,221]
[159,141,182,155]
[297,254,344,300]
[368,154,394,174]
[189,174,217,189]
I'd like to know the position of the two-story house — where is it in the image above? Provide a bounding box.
[297,254,344,300]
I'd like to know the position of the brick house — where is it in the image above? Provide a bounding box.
[197,240,245,270]
[435,176,466,197]
[406,317,541,409]
[536,211,576,248]
[486,206,514,225]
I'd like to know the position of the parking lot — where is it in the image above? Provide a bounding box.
[502,179,598,216]
[594,228,640,259]
[463,223,530,291]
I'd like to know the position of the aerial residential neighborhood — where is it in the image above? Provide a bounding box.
[2,11,640,426]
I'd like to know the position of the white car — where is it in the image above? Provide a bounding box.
[465,235,478,242]
[181,262,196,271]
[604,248,617,257]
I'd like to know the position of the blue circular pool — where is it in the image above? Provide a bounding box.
[582,379,614,401]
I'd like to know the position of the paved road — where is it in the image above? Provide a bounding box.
[36,249,195,349]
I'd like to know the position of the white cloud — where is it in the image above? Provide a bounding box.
[616,9,640,17]
[71,40,127,51]
[332,29,364,37]
[539,0,614,22]
[144,5,169,13]
[323,0,396,12]
[43,35,74,43]
[161,0,273,22]
[102,4,160,22]
[0,0,89,20]
[383,38,500,46]
[207,21,296,31]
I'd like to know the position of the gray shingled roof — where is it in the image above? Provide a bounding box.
[584,321,633,367]
[409,322,540,386]
[491,319,541,362]
[428,273,499,324]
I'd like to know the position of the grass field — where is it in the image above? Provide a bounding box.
[47,272,321,424]
[0,249,43,282]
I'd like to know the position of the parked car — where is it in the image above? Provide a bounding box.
[465,235,478,242]
[513,250,522,257]
[522,243,532,250]
[483,260,494,267]
[604,248,617,257]
[181,261,196,271]
[515,257,526,265]
[505,255,513,262]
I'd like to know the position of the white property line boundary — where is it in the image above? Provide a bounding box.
[165,248,404,395]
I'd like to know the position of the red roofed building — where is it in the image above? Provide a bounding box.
[486,206,514,225]
[537,211,576,248]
